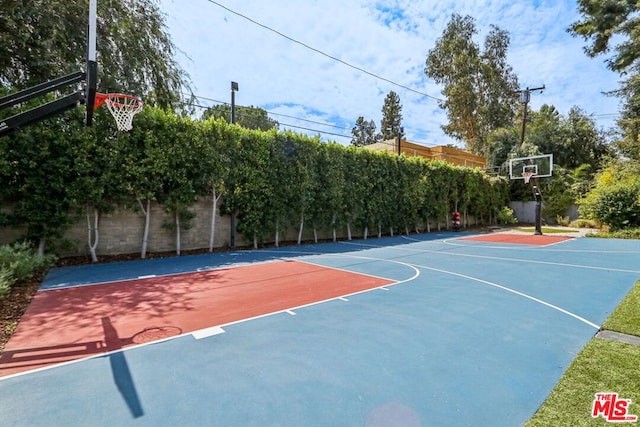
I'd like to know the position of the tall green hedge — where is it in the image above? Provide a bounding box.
[0,106,509,255]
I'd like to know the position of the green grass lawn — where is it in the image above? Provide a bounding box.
[526,280,640,426]
[517,227,579,234]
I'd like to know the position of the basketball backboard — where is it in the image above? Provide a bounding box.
[508,154,553,181]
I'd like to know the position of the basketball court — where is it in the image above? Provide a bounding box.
[2,2,639,425]
[1,232,639,426]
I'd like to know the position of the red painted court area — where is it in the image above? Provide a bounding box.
[0,260,392,377]
[460,232,573,246]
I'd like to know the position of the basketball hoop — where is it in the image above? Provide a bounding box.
[522,171,535,184]
[95,93,143,131]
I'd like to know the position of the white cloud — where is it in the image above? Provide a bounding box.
[159,0,621,146]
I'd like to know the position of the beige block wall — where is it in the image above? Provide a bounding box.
[1,199,480,257]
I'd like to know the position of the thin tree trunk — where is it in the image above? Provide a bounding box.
[209,187,221,252]
[332,213,337,242]
[138,198,151,259]
[347,223,352,241]
[175,211,181,256]
[427,221,431,233]
[253,235,258,249]
[297,214,304,245]
[37,238,46,258]
[390,227,394,237]
[313,228,318,244]
[87,205,99,263]
[378,224,382,238]
[275,221,280,247]
[363,226,368,240]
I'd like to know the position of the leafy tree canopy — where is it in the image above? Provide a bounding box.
[350,116,380,147]
[201,104,278,131]
[570,1,640,72]
[0,0,189,109]
[570,1,640,161]
[488,104,612,171]
[380,90,403,141]
[425,14,519,157]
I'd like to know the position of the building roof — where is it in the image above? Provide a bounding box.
[365,139,486,168]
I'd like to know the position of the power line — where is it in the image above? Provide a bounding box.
[184,92,353,131]
[205,0,442,101]
[278,122,351,139]
[177,93,444,146]
[174,96,353,140]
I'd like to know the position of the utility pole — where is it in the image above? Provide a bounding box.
[516,85,545,146]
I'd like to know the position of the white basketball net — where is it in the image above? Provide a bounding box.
[103,94,143,131]
[522,171,535,184]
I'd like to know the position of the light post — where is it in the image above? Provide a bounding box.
[230,81,238,250]
[231,81,238,124]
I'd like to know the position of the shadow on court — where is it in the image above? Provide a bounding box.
[1,233,639,426]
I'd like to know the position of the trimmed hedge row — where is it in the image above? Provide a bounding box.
[1,107,509,255]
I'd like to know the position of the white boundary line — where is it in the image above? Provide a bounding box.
[403,235,640,254]
[340,241,640,275]
[443,239,640,253]
[39,257,288,292]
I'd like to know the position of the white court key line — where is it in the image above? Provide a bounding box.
[304,250,599,330]
[412,262,600,330]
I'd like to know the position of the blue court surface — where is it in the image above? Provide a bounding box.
[1,233,640,426]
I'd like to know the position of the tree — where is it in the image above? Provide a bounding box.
[561,106,612,169]
[525,105,564,156]
[612,75,640,161]
[350,116,380,146]
[488,104,611,171]
[202,105,278,131]
[570,1,640,72]
[0,0,189,107]
[0,0,188,107]
[425,14,519,156]
[486,127,519,172]
[570,2,640,161]
[380,91,403,141]
[0,1,190,255]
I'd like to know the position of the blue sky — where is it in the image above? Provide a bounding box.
[158,0,620,147]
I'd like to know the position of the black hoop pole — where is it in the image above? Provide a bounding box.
[532,184,543,235]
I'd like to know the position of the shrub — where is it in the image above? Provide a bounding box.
[497,206,518,225]
[569,218,598,228]
[555,215,570,226]
[0,242,55,300]
[579,161,640,231]
[0,267,13,299]
[585,228,640,239]
[580,183,640,230]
